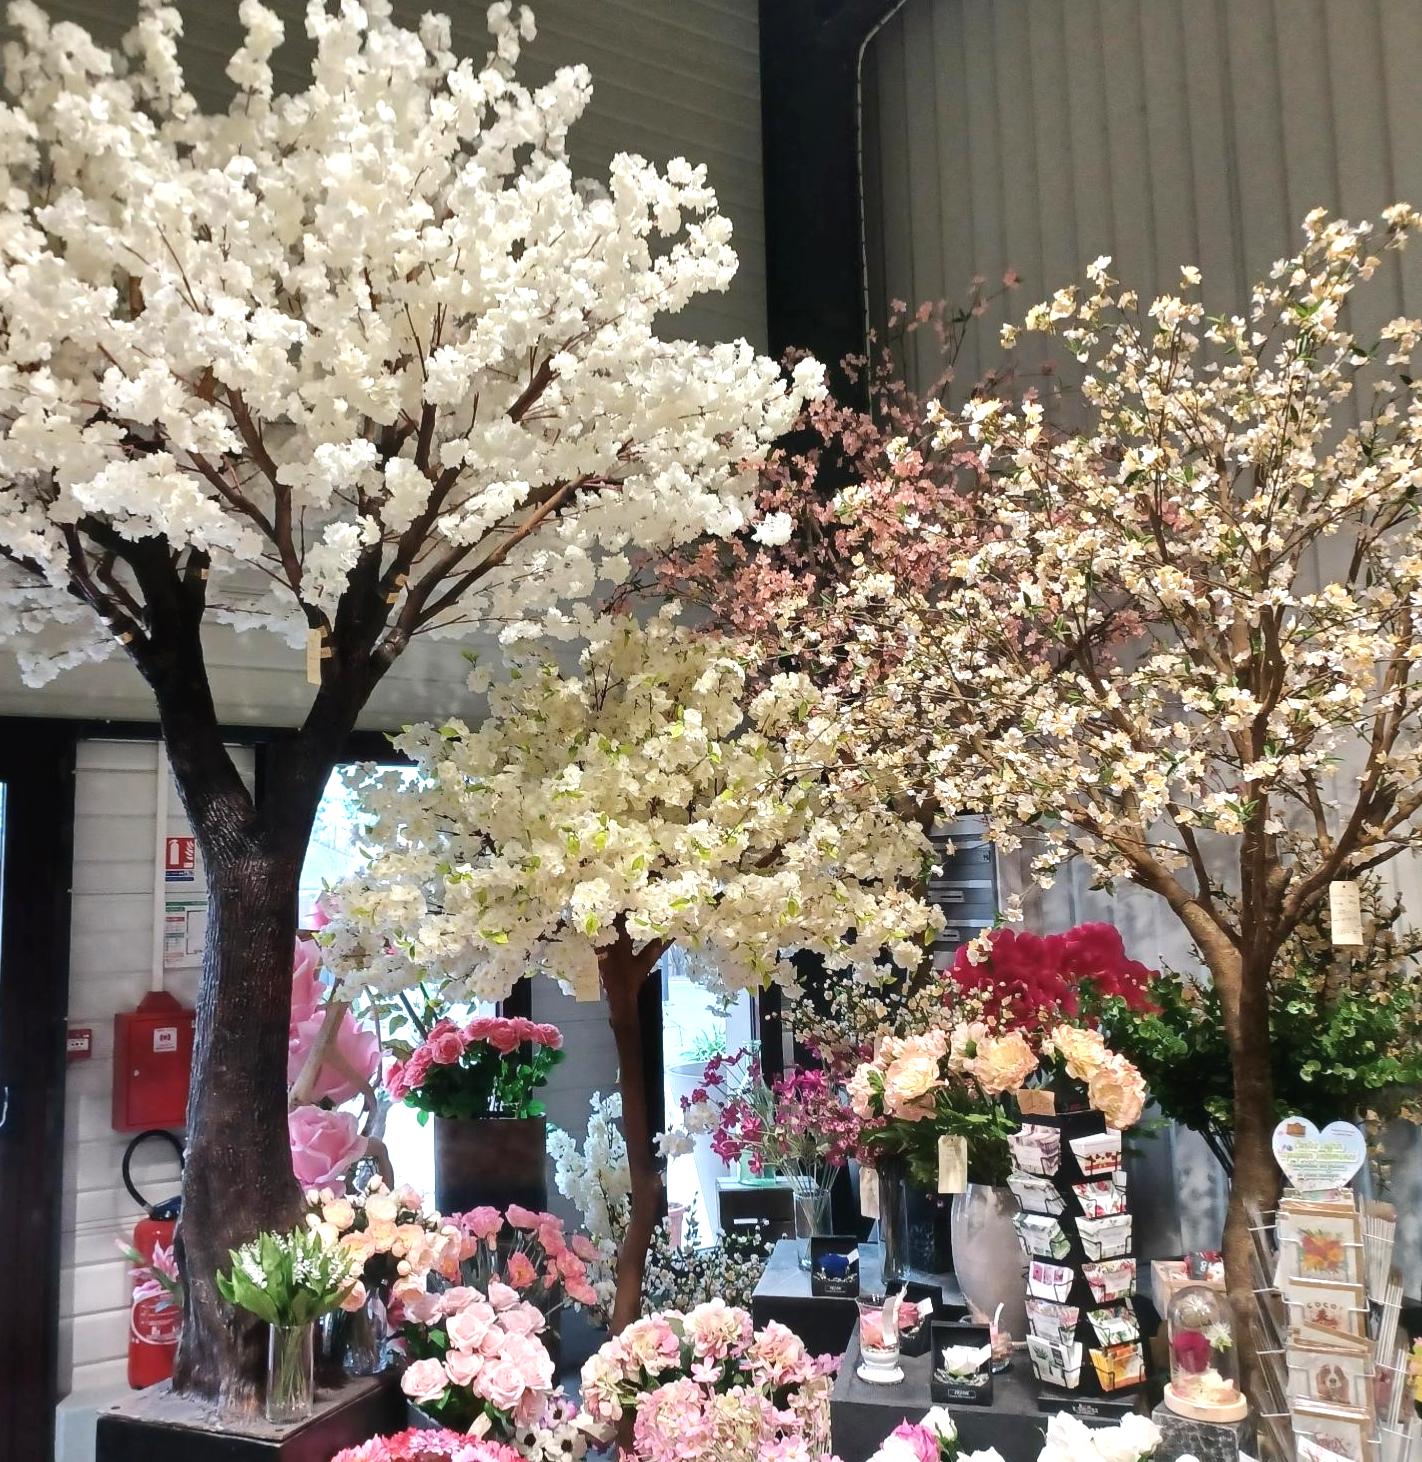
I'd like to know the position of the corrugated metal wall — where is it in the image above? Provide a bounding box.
[861,0,1422,1273]
[862,0,1422,393]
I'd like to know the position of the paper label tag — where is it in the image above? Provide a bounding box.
[938,1134,968,1194]
[1018,1089,1057,1117]
[860,1166,880,1220]
[1329,881,1363,945]
[305,628,324,685]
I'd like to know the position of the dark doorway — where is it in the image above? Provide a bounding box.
[0,721,78,1462]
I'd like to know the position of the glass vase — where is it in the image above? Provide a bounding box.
[791,1173,834,1270]
[266,1321,314,1425]
[878,1158,912,1286]
[320,1290,387,1377]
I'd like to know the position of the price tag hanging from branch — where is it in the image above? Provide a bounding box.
[1329,880,1364,947]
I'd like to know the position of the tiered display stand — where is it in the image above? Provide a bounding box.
[1009,1103,1147,1417]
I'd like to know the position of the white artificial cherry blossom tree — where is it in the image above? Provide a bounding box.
[829,209,1422,1384]
[324,613,940,1329]
[0,0,822,1404]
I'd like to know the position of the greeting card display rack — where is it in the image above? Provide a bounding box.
[1009,1099,1146,1416]
[1247,1184,1413,1462]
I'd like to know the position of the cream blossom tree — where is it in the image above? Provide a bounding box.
[0,0,822,1403]
[322,614,940,1329]
[828,208,1422,1379]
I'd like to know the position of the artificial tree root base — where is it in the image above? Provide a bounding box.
[95,1374,403,1462]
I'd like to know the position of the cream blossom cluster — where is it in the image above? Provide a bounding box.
[321,615,939,1005]
[0,0,823,685]
[828,207,1422,905]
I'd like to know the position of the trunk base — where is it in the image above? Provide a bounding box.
[95,1375,403,1461]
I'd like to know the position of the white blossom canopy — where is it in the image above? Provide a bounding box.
[322,615,942,1003]
[0,0,822,685]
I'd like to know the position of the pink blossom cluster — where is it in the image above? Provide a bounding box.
[451,1202,602,1310]
[947,924,1155,1036]
[399,1281,556,1432]
[580,1301,836,1460]
[329,1428,521,1462]
[688,1052,858,1176]
[385,1016,562,1103]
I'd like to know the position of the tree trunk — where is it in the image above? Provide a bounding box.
[172,841,312,1407]
[1200,940,1280,1401]
[601,940,664,1334]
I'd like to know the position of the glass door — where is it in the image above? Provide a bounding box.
[0,722,77,1462]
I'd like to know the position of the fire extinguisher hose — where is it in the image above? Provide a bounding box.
[122,1128,184,1220]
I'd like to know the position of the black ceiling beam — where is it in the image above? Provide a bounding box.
[759,0,903,391]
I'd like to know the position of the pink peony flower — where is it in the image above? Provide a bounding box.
[400,1357,450,1405]
[459,1206,504,1242]
[288,1105,366,1188]
[505,1203,540,1230]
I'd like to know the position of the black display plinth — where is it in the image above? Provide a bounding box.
[831,1334,1048,1462]
[752,1239,965,1358]
[95,1375,402,1462]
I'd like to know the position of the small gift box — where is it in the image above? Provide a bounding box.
[930,1321,994,1405]
[1073,1172,1128,1218]
[1009,1171,1068,1216]
[1027,1334,1084,1390]
[1078,1213,1132,1261]
[1015,1212,1072,1260]
[1028,1259,1076,1303]
[809,1237,861,1298]
[1083,1257,1136,1304]
[1089,1341,1145,1392]
[1069,1131,1122,1178]
[1009,1125,1062,1177]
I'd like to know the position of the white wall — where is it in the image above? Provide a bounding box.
[60,741,253,1397]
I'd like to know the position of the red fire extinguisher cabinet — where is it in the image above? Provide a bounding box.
[112,990,194,1132]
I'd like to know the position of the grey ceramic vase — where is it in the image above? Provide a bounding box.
[948,1183,1027,1341]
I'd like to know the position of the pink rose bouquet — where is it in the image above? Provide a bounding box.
[866,1406,1004,1462]
[451,1203,602,1314]
[330,1428,522,1462]
[579,1301,837,1460]
[397,1280,557,1437]
[384,1014,564,1120]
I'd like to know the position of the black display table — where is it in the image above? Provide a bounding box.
[831,1334,1048,1462]
[752,1239,965,1359]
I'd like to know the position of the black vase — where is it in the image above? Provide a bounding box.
[433,1114,548,1216]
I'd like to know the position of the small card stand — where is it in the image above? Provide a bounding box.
[930,1321,994,1405]
[1013,1103,1147,1415]
[809,1237,861,1299]
[894,1280,944,1358]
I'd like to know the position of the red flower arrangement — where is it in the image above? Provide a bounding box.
[947,923,1156,1034]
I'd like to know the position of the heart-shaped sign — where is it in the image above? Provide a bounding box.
[1272,1116,1366,1192]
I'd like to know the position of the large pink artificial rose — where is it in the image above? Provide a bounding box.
[288,1004,381,1104]
[291,937,325,1024]
[289,1104,367,1188]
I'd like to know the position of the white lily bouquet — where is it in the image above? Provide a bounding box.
[217,1226,358,1422]
[217,1226,358,1327]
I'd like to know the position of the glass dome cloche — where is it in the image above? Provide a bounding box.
[1164,1285,1249,1422]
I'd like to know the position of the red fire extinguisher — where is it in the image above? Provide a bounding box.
[121,1129,184,1389]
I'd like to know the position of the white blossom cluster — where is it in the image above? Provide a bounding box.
[322,615,940,1002]
[0,0,822,683]
[834,208,1422,928]
[547,1091,631,1323]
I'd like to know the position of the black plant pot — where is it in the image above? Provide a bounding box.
[433,1114,548,1216]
